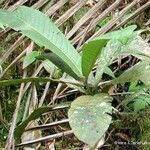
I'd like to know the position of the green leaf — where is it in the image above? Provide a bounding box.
[94,39,122,85]
[123,36,150,60]
[81,25,137,78]
[95,25,137,43]
[68,94,112,148]
[87,72,96,87]
[128,81,141,92]
[111,61,150,85]
[42,59,55,74]
[99,39,123,64]
[38,52,82,80]
[0,6,82,77]
[133,94,150,113]
[125,93,150,113]
[15,103,70,141]
[23,51,39,69]
[81,39,108,78]
[104,67,115,78]
[96,35,150,86]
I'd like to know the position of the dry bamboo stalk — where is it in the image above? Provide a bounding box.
[71,0,122,44]
[45,0,69,16]
[16,130,73,147]
[55,0,87,26]
[8,0,28,11]
[90,0,140,39]
[115,1,150,29]
[66,0,107,39]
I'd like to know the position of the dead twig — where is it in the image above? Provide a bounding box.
[90,0,141,39]
[25,119,69,132]
[115,1,150,29]
[15,130,73,147]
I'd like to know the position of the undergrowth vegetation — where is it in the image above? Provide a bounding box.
[0,0,150,149]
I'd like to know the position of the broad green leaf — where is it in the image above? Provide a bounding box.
[81,39,107,78]
[15,103,70,141]
[23,51,40,69]
[0,6,82,77]
[68,94,112,148]
[111,61,150,85]
[38,52,82,80]
[96,35,150,85]
[81,25,137,78]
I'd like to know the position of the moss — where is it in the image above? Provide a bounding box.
[113,108,150,149]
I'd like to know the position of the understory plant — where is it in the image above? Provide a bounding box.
[0,6,150,149]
